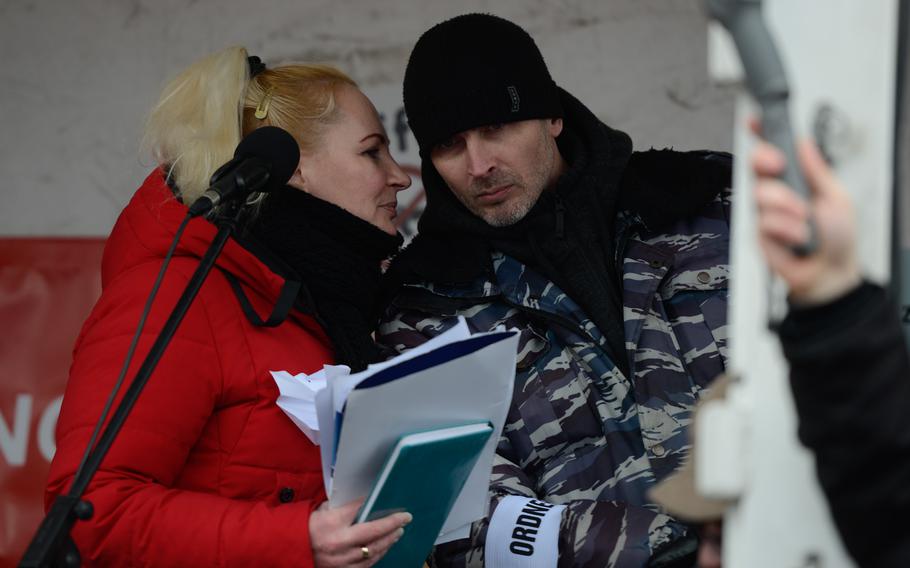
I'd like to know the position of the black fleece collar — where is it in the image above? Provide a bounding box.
[249,186,402,371]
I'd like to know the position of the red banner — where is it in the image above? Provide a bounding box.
[0,239,105,565]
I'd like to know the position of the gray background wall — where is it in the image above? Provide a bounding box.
[0,0,734,236]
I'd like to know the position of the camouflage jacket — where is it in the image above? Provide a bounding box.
[378,190,731,567]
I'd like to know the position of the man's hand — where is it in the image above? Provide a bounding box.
[752,139,861,305]
[309,499,412,567]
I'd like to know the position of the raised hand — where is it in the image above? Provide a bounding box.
[752,138,861,305]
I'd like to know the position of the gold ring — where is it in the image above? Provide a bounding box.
[361,546,370,560]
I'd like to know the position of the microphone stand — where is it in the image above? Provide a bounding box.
[19,203,244,568]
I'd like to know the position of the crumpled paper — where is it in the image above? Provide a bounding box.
[271,364,350,445]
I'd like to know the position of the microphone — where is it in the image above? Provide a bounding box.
[188,126,300,218]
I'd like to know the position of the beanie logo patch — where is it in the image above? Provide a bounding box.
[508,86,520,112]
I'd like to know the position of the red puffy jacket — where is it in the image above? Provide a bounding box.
[46,170,333,566]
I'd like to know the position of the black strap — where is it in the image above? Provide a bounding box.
[220,269,300,327]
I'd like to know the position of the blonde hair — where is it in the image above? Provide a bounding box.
[143,46,356,205]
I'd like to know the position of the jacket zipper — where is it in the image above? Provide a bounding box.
[554,194,566,239]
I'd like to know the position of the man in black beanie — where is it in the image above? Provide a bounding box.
[380,13,732,568]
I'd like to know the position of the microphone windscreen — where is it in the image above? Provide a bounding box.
[234,126,300,193]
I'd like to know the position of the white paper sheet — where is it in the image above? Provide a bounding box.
[330,317,472,413]
[435,522,472,545]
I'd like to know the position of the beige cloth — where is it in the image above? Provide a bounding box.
[648,374,734,521]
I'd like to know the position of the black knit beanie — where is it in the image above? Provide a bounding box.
[403,13,564,156]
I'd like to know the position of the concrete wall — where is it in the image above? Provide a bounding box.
[0,0,734,236]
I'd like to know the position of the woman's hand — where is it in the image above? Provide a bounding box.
[752,139,861,305]
[309,499,412,567]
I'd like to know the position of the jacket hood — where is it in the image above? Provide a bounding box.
[102,169,289,303]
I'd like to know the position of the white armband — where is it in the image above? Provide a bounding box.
[484,496,565,568]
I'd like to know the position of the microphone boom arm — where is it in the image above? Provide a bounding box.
[707,0,818,255]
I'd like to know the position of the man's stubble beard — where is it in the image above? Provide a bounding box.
[459,170,540,227]
[458,128,556,228]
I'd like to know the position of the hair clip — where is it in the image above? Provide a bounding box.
[254,87,274,120]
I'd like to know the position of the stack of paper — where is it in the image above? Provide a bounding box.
[327,322,517,541]
[274,319,518,544]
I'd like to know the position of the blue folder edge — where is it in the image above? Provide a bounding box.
[330,330,515,469]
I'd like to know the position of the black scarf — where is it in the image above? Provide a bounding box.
[386,88,730,378]
[249,186,402,372]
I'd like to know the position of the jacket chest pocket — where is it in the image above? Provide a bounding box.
[657,247,729,388]
[658,252,728,300]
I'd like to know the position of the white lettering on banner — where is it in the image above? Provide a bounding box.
[38,396,63,461]
[0,393,62,466]
[0,394,32,466]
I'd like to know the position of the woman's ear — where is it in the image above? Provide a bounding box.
[286,156,309,193]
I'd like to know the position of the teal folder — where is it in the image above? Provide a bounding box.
[356,422,494,568]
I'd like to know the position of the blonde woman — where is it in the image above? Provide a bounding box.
[46,47,412,567]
